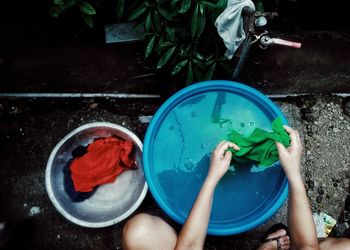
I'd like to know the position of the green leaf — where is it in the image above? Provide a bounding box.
[157,46,176,69]
[179,0,191,13]
[49,6,61,17]
[183,43,191,56]
[192,58,206,70]
[79,1,96,15]
[158,35,165,48]
[53,0,64,5]
[171,60,188,75]
[194,51,204,60]
[204,63,216,80]
[203,1,216,8]
[145,11,152,32]
[171,0,181,5]
[50,0,75,18]
[205,57,216,66]
[116,0,125,21]
[210,0,227,20]
[153,11,162,33]
[191,5,198,38]
[158,7,173,21]
[186,61,193,84]
[81,14,93,28]
[64,0,75,9]
[196,5,206,38]
[199,2,204,14]
[215,0,227,10]
[256,0,264,13]
[145,35,156,58]
[128,3,147,21]
[166,27,176,43]
[158,41,175,50]
[193,64,203,80]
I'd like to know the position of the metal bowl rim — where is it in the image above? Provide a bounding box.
[45,122,148,228]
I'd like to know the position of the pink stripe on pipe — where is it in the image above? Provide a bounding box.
[273,38,301,48]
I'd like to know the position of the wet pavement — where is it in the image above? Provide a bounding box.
[0,95,349,250]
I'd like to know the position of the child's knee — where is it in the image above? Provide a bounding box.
[122,213,153,247]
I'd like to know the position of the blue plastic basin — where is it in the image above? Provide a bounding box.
[143,80,288,235]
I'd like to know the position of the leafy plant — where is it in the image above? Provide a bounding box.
[50,0,97,28]
[128,0,234,84]
[49,0,264,84]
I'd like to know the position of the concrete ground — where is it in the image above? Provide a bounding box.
[0,95,349,250]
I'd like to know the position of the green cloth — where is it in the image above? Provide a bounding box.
[227,117,290,166]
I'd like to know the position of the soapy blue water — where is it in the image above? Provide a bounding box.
[152,91,283,223]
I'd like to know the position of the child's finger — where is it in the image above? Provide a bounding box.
[224,150,233,161]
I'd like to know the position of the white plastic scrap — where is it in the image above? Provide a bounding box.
[28,206,41,217]
[139,115,153,124]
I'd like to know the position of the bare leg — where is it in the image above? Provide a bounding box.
[257,229,290,250]
[122,213,178,250]
[319,237,350,250]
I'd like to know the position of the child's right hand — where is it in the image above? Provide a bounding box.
[275,126,303,181]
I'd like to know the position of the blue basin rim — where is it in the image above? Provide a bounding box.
[143,80,289,235]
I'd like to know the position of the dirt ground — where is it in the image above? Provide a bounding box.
[0,95,349,250]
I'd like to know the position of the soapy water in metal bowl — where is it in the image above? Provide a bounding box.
[45,122,147,228]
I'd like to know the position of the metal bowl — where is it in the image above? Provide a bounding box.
[45,122,147,228]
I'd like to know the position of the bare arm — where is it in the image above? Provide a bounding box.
[276,127,319,250]
[175,141,239,250]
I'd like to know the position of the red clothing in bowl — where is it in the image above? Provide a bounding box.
[70,137,135,192]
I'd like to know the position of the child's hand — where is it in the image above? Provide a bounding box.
[207,141,240,184]
[275,126,303,181]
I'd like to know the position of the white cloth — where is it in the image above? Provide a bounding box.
[215,0,255,59]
